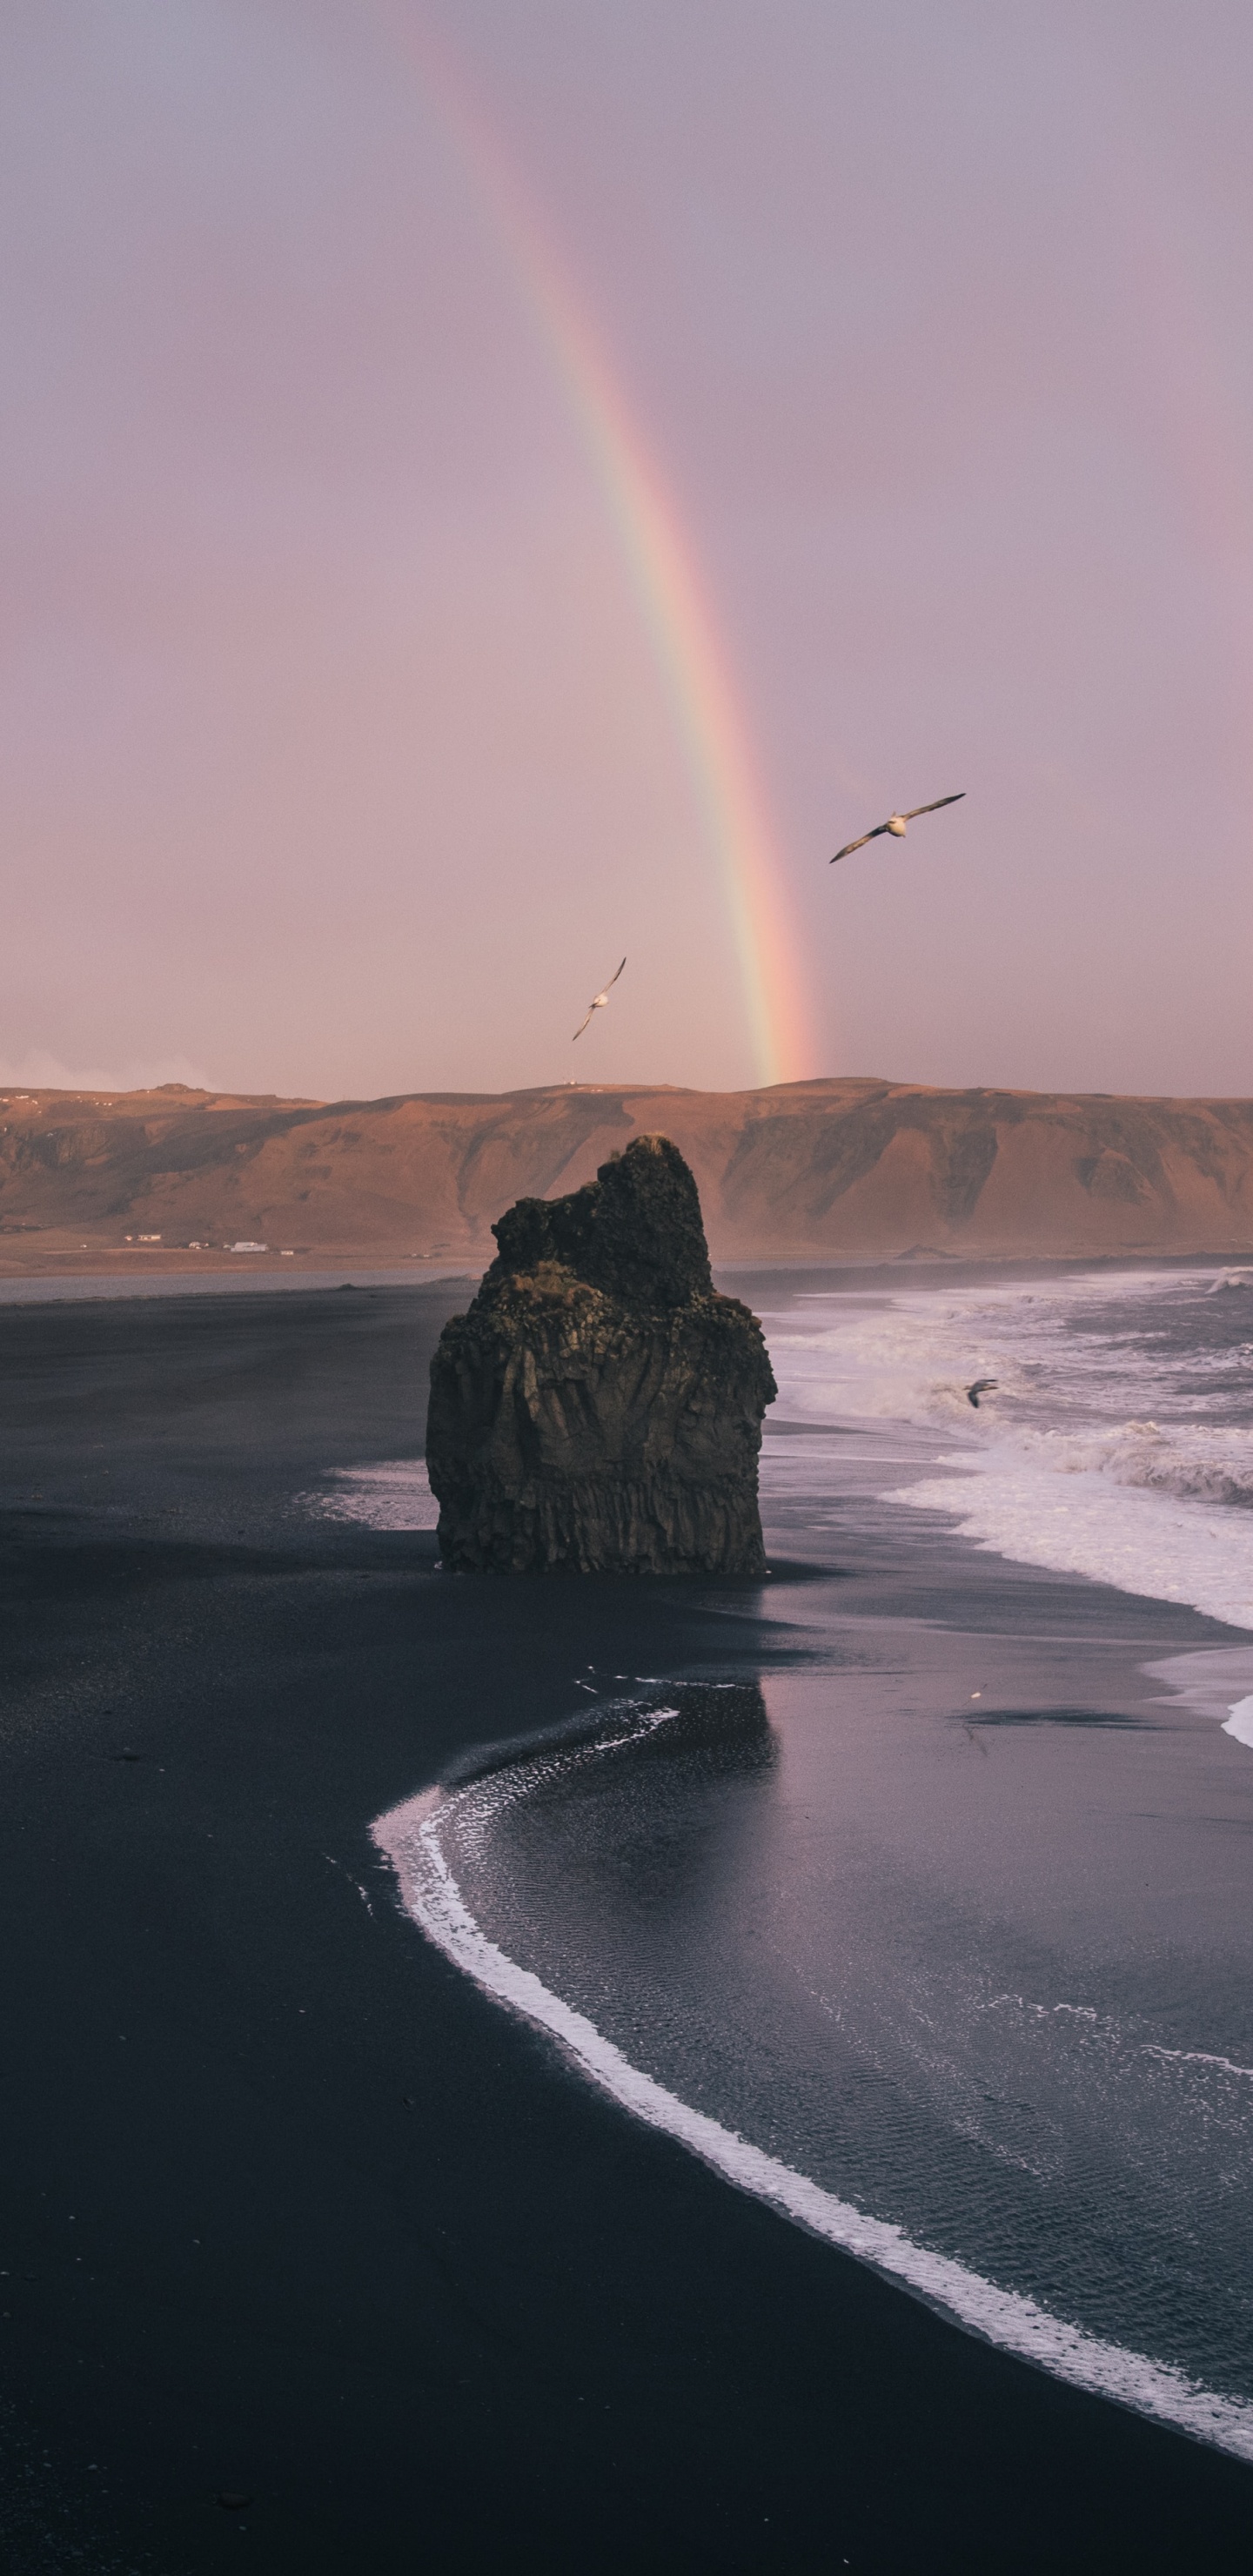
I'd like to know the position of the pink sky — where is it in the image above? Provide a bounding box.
[3,0,1251,1100]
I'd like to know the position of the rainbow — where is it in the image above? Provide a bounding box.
[374,9,816,1085]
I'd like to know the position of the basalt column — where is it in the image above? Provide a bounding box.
[425,1135,776,1573]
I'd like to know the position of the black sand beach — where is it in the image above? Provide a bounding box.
[3,1283,1252,2572]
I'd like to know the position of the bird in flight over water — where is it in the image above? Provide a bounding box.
[573,956,626,1041]
[830,792,965,865]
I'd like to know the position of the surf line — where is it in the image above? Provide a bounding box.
[375,1756,1253,2467]
[1223,1693,1253,1749]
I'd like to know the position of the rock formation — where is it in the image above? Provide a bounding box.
[425,1135,776,1573]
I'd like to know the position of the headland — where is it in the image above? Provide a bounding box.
[2,1074,1251,1278]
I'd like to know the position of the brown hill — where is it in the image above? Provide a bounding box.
[2,1076,1251,1276]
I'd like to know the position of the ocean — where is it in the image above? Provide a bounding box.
[358,1264,1253,2456]
[765,1262,1253,1631]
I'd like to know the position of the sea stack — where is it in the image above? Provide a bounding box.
[425,1135,776,1573]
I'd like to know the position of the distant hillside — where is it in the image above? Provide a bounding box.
[2,1077,1252,1273]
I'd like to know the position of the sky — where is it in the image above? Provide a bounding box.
[2,0,1251,1102]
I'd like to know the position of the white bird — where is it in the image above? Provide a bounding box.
[830,792,964,865]
[573,956,626,1042]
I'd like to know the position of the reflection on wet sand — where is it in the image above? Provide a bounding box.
[449,1681,778,1941]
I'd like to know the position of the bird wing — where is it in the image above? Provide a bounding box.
[902,792,965,822]
[573,958,625,1038]
[830,822,890,865]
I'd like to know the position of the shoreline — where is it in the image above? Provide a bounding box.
[0,1258,480,1299]
[379,1662,1253,2464]
[3,1283,1252,2569]
[2,1244,1251,1292]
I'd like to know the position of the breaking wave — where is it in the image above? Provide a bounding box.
[761,1268,1253,1632]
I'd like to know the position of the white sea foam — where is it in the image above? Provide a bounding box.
[301,1459,440,1530]
[1144,1645,1253,1721]
[1223,1694,1253,1748]
[368,1269,1253,2451]
[303,1271,1253,1617]
[1142,2044,1253,2082]
[1142,1644,1253,1758]
[885,1460,1253,1633]
[761,1271,1253,1634]
[375,1752,1253,2464]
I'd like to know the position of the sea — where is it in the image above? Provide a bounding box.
[350,1263,1253,2456]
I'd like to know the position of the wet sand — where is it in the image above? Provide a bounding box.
[2,1283,1251,2572]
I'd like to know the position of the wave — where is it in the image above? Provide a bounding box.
[303,1270,1253,1632]
[762,1271,1253,1634]
[885,1459,1253,1633]
[991,1418,1253,1511]
[374,1725,1253,2465]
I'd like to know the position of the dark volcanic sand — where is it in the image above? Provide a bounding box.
[1,1284,1251,2573]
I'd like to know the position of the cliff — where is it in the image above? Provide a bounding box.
[2,1076,1252,1270]
[425,1137,776,1573]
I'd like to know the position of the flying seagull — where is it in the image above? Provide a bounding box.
[573,956,626,1042]
[966,1379,998,1408]
[830,793,965,865]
